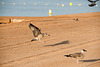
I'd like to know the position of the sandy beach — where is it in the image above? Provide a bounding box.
[0,12,100,67]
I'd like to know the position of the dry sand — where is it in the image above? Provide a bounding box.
[0,12,100,67]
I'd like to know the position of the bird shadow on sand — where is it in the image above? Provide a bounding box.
[81,59,100,62]
[44,40,69,47]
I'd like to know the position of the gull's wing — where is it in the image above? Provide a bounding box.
[94,0,99,2]
[88,0,93,2]
[29,23,41,37]
[69,53,84,58]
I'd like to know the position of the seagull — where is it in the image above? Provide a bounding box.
[29,23,50,42]
[88,0,99,7]
[64,49,87,63]
[74,18,78,21]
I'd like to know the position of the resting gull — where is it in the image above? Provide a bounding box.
[64,49,87,63]
[73,18,78,21]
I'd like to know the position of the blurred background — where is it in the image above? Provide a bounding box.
[0,0,100,17]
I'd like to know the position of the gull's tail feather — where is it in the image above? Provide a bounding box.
[64,55,71,57]
[31,39,37,42]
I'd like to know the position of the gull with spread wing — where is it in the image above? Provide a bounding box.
[29,23,50,42]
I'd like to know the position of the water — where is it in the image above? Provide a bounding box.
[0,0,100,17]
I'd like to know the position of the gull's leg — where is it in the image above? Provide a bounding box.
[77,59,79,64]
[39,38,44,43]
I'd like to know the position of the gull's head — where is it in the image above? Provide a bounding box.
[81,49,87,53]
[43,33,50,37]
